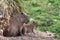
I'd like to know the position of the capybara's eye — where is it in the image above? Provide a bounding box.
[21,12,24,14]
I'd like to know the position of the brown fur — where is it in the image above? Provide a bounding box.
[3,12,29,37]
[19,22,38,35]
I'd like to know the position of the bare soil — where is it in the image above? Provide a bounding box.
[0,31,59,40]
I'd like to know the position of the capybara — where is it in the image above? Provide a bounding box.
[3,12,29,37]
[19,22,38,36]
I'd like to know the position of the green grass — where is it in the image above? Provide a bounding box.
[14,0,60,38]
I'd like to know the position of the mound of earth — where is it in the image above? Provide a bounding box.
[0,31,59,40]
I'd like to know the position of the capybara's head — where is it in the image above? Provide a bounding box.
[32,21,38,28]
[18,12,29,23]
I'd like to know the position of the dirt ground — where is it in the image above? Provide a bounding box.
[0,31,59,40]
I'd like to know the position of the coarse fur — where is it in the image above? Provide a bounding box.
[3,12,29,37]
[19,22,38,36]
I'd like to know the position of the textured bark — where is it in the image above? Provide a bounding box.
[0,0,20,29]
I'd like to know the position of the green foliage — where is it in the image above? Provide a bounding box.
[15,0,60,34]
